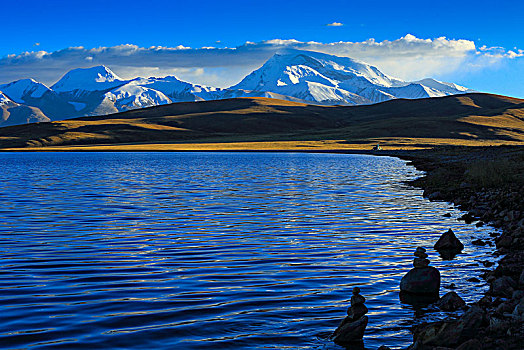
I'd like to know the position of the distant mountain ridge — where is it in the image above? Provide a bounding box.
[0,50,474,126]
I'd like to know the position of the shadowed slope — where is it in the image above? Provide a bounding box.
[0,93,523,150]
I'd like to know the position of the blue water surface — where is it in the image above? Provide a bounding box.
[0,152,496,349]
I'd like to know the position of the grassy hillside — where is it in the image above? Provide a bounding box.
[0,93,523,151]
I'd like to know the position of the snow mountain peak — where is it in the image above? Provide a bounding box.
[51,65,125,93]
[231,50,472,105]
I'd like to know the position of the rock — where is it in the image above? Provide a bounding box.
[443,213,451,217]
[511,289,524,301]
[488,316,509,334]
[428,191,443,200]
[495,301,513,316]
[377,346,391,350]
[478,295,492,308]
[481,261,494,267]
[400,266,440,295]
[413,257,430,268]
[496,235,512,248]
[414,251,429,258]
[475,221,484,227]
[334,286,369,345]
[490,276,516,297]
[458,213,475,224]
[472,239,487,246]
[333,316,368,345]
[467,277,480,282]
[348,303,368,320]
[415,247,426,254]
[434,229,464,252]
[456,338,483,350]
[444,283,457,290]
[351,292,365,306]
[512,297,524,317]
[436,292,466,311]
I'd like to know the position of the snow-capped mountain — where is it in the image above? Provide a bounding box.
[51,66,127,93]
[0,90,50,127]
[0,79,77,119]
[0,50,474,126]
[231,50,473,105]
[0,91,11,107]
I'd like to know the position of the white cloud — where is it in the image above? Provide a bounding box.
[327,22,344,27]
[0,35,521,87]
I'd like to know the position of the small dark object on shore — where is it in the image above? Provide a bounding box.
[481,260,494,267]
[467,277,480,282]
[444,283,457,289]
[443,212,452,217]
[333,287,369,346]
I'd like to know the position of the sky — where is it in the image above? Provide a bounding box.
[1,0,523,97]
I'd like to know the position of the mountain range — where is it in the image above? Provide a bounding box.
[0,50,473,127]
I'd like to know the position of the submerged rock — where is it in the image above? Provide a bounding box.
[434,229,464,252]
[435,291,466,311]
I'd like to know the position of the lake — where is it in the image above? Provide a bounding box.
[0,152,496,349]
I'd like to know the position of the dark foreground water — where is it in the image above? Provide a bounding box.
[0,152,496,349]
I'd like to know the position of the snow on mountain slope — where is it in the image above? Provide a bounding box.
[231,50,471,105]
[0,91,12,106]
[0,79,52,103]
[412,78,471,95]
[130,76,224,102]
[0,79,77,120]
[104,82,172,112]
[51,66,127,93]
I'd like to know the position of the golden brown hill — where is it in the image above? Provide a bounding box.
[0,93,523,151]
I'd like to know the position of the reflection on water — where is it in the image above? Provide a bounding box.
[0,152,496,349]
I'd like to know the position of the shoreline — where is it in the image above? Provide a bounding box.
[392,146,523,349]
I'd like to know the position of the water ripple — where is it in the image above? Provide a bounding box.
[0,152,496,349]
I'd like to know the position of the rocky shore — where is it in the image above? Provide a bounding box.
[390,146,524,349]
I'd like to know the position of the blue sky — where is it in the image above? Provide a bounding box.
[2,0,523,97]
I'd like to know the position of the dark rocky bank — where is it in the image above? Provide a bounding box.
[389,146,524,350]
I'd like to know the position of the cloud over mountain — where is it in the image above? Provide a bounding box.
[1,35,522,88]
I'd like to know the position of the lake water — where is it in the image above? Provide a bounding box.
[0,152,496,349]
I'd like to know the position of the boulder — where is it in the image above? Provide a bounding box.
[434,229,464,252]
[490,276,516,297]
[400,266,440,295]
[333,316,368,345]
[413,306,486,348]
[435,292,466,311]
